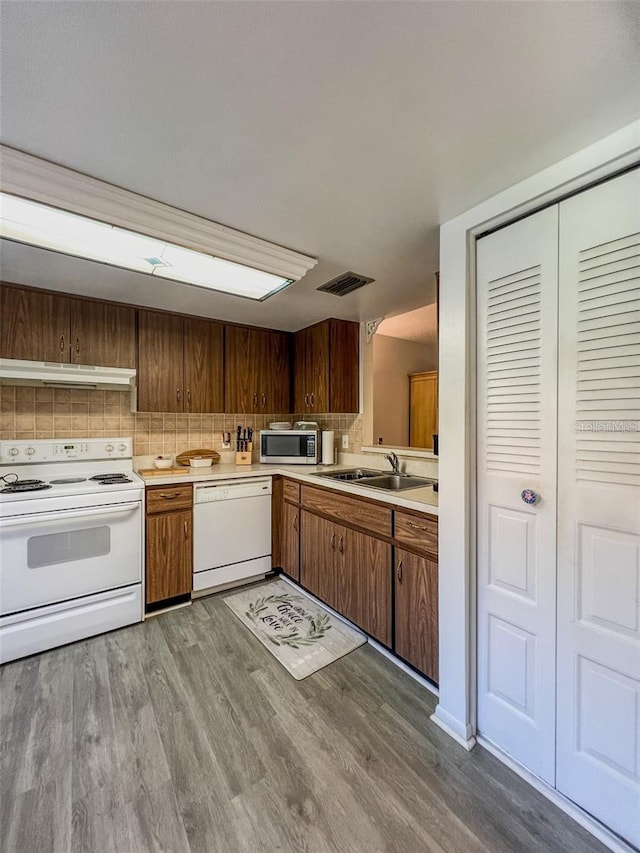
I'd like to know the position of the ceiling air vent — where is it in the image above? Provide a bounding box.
[317,271,375,297]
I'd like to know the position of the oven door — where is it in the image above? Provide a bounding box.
[0,501,142,615]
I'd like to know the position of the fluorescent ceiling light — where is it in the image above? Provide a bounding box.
[0,193,293,300]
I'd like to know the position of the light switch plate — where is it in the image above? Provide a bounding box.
[342,434,349,449]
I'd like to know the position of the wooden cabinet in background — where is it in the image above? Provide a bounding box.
[137,310,223,412]
[294,318,359,413]
[145,483,193,606]
[224,325,291,413]
[409,370,438,449]
[1,283,135,367]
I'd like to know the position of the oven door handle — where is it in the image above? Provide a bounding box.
[0,502,140,528]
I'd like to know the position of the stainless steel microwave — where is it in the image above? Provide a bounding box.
[259,430,319,464]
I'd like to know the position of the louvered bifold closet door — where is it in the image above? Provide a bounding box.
[556,168,640,847]
[476,207,558,783]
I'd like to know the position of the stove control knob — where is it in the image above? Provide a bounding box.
[105,444,114,453]
[118,443,127,452]
[25,447,35,456]
[9,447,19,456]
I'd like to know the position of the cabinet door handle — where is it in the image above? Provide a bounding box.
[187,389,191,408]
[396,560,403,582]
[338,535,344,553]
[408,522,430,532]
[261,393,266,408]
[176,388,181,405]
[59,334,65,353]
[184,520,189,539]
[304,394,309,406]
[310,392,315,407]
[293,514,298,532]
[253,392,258,407]
[75,337,80,356]
[159,492,179,499]
[331,532,336,550]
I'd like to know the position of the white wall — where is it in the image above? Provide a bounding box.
[434,120,640,749]
[372,334,436,447]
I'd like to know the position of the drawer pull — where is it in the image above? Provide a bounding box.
[408,522,430,532]
[158,492,179,499]
[396,560,403,582]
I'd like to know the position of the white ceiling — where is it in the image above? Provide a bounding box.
[1,1,639,331]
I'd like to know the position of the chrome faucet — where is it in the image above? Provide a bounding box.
[385,452,400,474]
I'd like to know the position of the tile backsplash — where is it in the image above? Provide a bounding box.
[0,386,362,458]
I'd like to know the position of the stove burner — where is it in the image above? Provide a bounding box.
[49,477,87,484]
[1,479,52,494]
[90,474,133,486]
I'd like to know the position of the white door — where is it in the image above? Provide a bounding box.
[476,207,559,783]
[556,168,640,846]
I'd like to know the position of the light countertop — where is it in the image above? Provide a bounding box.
[137,462,438,516]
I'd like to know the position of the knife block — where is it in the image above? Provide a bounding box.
[235,442,252,465]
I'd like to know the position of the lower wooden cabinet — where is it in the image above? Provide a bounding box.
[336,526,391,646]
[300,510,338,609]
[284,481,437,679]
[394,547,439,682]
[145,484,193,606]
[281,501,300,582]
[300,507,391,645]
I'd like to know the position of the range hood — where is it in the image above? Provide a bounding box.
[0,358,136,391]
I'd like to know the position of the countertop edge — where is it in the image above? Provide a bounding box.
[138,464,439,516]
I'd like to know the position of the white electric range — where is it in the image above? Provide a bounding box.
[0,437,144,664]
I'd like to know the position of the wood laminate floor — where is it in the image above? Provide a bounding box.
[1,587,607,853]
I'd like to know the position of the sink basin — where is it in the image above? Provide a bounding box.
[361,474,436,491]
[316,468,383,482]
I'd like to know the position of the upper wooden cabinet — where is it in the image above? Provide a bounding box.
[294,318,359,413]
[224,325,291,413]
[1,283,135,368]
[137,310,223,413]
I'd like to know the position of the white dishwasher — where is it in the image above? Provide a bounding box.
[193,478,272,594]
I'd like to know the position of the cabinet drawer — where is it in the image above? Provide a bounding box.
[146,484,193,514]
[301,485,391,537]
[283,479,300,504]
[394,510,438,555]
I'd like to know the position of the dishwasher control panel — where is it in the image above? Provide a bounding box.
[194,478,272,503]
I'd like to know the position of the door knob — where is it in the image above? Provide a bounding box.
[521,489,539,505]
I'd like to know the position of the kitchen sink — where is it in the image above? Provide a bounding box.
[360,474,437,491]
[315,468,383,482]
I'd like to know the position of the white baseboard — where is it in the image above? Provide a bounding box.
[430,705,476,750]
[477,735,635,853]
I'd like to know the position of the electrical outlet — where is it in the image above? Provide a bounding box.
[342,434,349,450]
